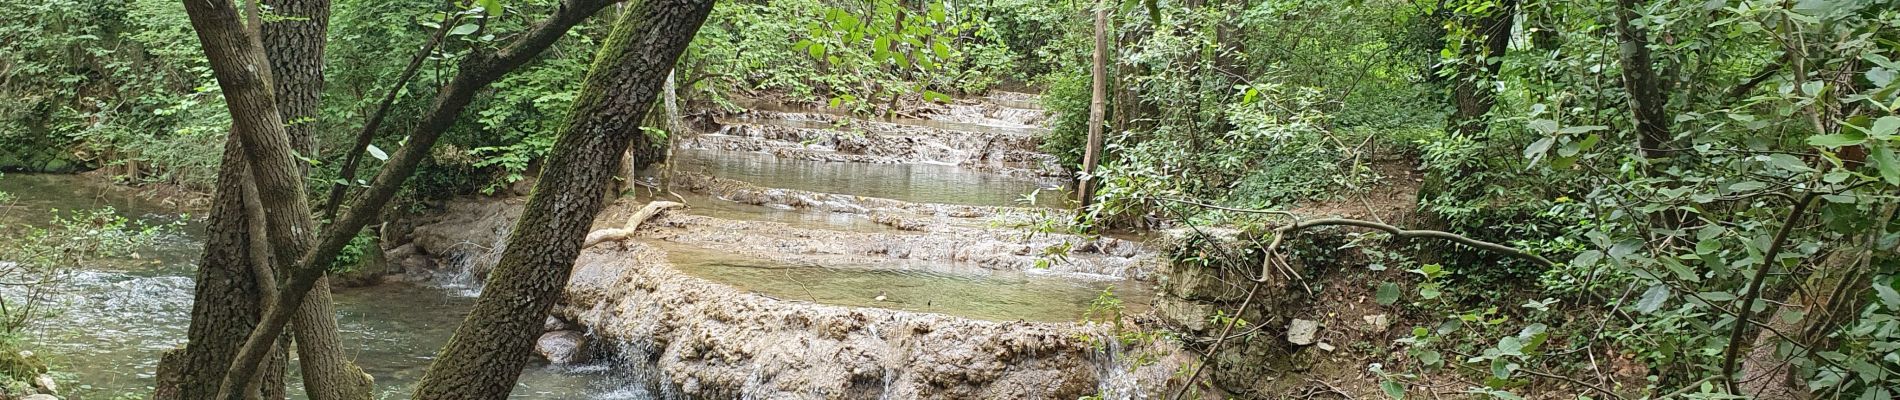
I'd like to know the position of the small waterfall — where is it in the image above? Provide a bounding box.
[1090,332,1143,400]
[430,218,514,297]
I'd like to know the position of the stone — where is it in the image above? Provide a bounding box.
[1316,342,1335,352]
[1287,318,1320,346]
[544,316,573,332]
[21,394,58,400]
[1362,314,1391,333]
[32,373,56,394]
[535,330,590,364]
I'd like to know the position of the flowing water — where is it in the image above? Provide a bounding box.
[659,244,1152,323]
[0,174,649,399]
[672,148,1066,207]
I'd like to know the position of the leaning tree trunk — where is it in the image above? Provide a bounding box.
[1611,0,1671,158]
[410,0,714,397]
[159,0,339,396]
[178,0,373,399]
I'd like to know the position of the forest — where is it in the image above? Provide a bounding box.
[0,0,1896,399]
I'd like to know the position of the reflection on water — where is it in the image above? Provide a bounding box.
[670,148,1066,207]
[662,245,1152,323]
[1,174,646,399]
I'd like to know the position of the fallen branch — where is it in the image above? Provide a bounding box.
[1263,217,1556,281]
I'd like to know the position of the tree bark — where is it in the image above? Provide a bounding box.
[1612,0,1671,158]
[1446,0,1515,136]
[211,0,623,395]
[178,0,373,398]
[410,0,714,397]
[1078,3,1108,211]
[154,139,286,400]
[257,1,375,398]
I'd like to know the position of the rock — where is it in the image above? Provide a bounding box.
[1316,342,1335,352]
[1362,314,1391,333]
[21,394,58,400]
[32,374,56,394]
[1287,318,1319,346]
[544,316,573,332]
[535,330,589,364]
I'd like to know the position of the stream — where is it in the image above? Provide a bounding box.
[0,174,655,399]
[0,95,1151,399]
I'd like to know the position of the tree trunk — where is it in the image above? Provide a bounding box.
[1078,3,1108,211]
[1446,0,1514,136]
[1612,0,1670,158]
[206,0,622,394]
[154,139,286,400]
[257,1,375,398]
[409,0,713,397]
[178,0,373,398]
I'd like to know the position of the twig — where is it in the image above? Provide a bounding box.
[1152,197,1298,218]
[1520,368,1625,400]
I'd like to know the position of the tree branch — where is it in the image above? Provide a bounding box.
[1265,217,1556,279]
[1719,190,1819,392]
[318,4,463,220]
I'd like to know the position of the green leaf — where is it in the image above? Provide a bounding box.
[1418,282,1442,300]
[1871,116,1900,139]
[478,0,502,17]
[1381,380,1406,400]
[928,2,946,23]
[1490,358,1512,379]
[1873,145,1900,185]
[366,144,388,161]
[1523,137,1554,162]
[1868,68,1895,88]
[922,90,951,103]
[1527,119,1558,135]
[1809,131,1867,147]
[807,43,826,59]
[449,24,478,36]
[1496,336,1524,356]
[1556,125,1607,134]
[1635,284,1670,314]
[931,41,951,61]
[1376,282,1401,305]
[1874,280,1900,309]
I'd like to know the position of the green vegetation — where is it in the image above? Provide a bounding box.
[1068,0,1899,398]
[2,0,1896,398]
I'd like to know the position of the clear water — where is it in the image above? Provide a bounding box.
[670,148,1067,207]
[660,244,1152,323]
[0,174,649,399]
